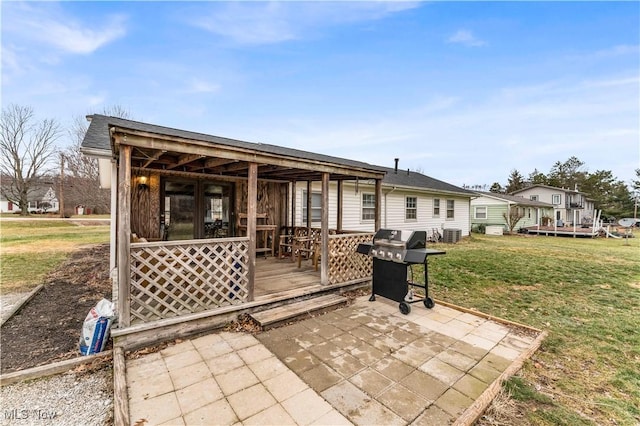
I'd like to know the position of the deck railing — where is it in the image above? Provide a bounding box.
[129,237,249,324]
[328,233,374,284]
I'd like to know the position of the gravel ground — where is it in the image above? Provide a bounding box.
[0,368,113,426]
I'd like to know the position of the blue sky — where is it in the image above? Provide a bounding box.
[2,1,639,188]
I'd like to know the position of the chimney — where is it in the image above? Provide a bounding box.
[394,158,399,174]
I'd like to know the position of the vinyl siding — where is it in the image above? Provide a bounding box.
[471,195,554,231]
[290,181,471,235]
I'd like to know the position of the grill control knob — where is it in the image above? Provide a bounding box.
[395,253,402,261]
[371,249,377,256]
[387,251,393,259]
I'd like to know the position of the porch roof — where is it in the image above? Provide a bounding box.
[81,115,386,181]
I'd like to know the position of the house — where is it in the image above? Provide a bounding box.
[293,164,473,240]
[470,192,554,233]
[511,184,596,226]
[0,186,59,213]
[81,114,470,347]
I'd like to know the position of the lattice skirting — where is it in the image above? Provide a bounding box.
[129,238,249,324]
[328,233,373,285]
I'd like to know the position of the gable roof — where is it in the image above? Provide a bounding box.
[511,184,586,196]
[81,115,471,197]
[81,115,387,175]
[474,191,554,208]
[381,167,474,197]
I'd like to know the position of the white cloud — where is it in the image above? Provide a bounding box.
[183,79,221,94]
[447,29,487,47]
[232,72,638,186]
[3,2,127,54]
[190,2,420,45]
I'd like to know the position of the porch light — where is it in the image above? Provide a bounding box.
[137,175,149,191]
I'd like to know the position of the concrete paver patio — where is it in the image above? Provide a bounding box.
[126,296,540,425]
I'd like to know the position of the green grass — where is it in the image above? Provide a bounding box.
[0,219,109,293]
[417,233,640,425]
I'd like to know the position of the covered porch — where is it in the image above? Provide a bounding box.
[82,115,386,345]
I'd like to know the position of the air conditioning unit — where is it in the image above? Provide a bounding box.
[442,228,461,243]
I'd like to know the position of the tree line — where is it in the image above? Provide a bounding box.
[0,104,130,216]
[465,156,638,219]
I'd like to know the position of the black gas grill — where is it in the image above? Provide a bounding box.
[357,229,446,315]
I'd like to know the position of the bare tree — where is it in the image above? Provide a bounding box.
[61,106,132,214]
[1,105,61,216]
[503,206,525,234]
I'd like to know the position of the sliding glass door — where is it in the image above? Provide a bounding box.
[162,179,234,241]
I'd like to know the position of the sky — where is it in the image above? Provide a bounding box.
[2,1,639,189]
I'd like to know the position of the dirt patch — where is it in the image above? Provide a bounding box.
[1,244,112,374]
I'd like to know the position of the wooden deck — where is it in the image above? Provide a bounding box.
[255,256,321,297]
[524,225,599,238]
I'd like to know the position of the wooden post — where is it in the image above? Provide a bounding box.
[113,346,129,426]
[306,180,312,232]
[374,178,382,231]
[247,162,257,301]
[321,173,329,285]
[291,180,296,228]
[337,180,343,232]
[117,145,132,328]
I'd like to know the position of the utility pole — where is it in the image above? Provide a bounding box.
[59,153,65,218]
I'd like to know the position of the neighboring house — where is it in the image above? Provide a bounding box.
[511,185,596,226]
[0,186,59,213]
[294,166,474,239]
[470,192,554,232]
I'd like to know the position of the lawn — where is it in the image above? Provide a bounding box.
[0,219,110,293]
[420,233,640,425]
[1,220,637,424]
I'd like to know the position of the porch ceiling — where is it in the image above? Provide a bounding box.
[121,133,383,182]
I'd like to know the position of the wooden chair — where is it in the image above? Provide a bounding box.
[295,236,315,268]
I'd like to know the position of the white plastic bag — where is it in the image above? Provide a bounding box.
[79,299,116,355]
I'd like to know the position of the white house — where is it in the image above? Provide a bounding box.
[0,186,59,213]
[292,166,474,239]
[511,184,596,226]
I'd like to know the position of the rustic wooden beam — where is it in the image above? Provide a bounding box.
[321,173,329,285]
[204,157,237,168]
[247,162,257,302]
[117,144,132,327]
[113,346,129,426]
[0,351,112,387]
[291,180,296,227]
[374,178,382,231]
[138,149,165,168]
[166,153,204,170]
[117,133,384,180]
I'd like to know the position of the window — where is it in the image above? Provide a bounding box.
[302,191,322,224]
[362,193,376,221]
[433,199,440,217]
[446,200,455,219]
[474,206,487,219]
[530,195,538,201]
[528,208,531,219]
[552,194,561,205]
[405,197,417,220]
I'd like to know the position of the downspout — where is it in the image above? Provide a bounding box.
[384,186,397,228]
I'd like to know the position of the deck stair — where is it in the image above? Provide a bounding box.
[250,294,348,329]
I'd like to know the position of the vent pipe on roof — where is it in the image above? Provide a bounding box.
[394,158,399,174]
[407,168,410,176]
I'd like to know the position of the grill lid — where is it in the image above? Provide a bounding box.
[372,229,426,250]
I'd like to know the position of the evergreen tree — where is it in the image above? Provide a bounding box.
[505,169,525,193]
